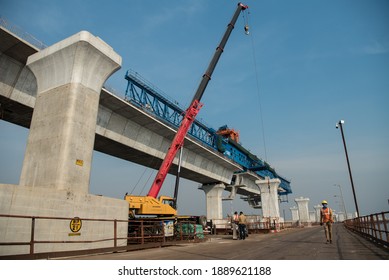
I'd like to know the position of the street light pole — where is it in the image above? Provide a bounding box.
[336,120,360,217]
[334,184,348,219]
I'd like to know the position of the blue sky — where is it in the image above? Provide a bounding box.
[1,0,388,218]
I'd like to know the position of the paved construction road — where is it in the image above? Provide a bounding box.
[68,224,388,260]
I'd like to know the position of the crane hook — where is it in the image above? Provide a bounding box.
[244,25,249,35]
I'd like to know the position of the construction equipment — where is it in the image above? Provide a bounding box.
[217,125,240,143]
[125,2,249,218]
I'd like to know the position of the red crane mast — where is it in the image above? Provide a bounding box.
[147,3,248,198]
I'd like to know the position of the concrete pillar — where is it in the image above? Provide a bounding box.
[0,31,128,256]
[200,183,225,220]
[337,211,345,222]
[20,31,121,193]
[255,177,281,219]
[294,197,310,223]
[314,204,322,222]
[331,210,337,222]
[309,211,316,222]
[290,206,299,221]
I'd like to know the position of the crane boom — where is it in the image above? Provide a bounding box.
[147,2,248,198]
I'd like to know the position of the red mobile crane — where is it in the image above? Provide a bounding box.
[125,3,248,217]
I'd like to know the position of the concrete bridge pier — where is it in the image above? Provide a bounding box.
[20,31,121,193]
[295,196,310,224]
[337,212,346,222]
[309,211,316,222]
[290,206,299,222]
[255,177,281,221]
[0,31,129,256]
[200,183,225,221]
[314,204,322,223]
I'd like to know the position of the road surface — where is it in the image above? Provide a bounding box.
[67,223,388,260]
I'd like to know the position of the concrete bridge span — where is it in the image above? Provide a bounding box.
[95,88,242,185]
[0,25,241,186]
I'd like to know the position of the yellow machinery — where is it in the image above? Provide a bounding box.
[125,195,177,217]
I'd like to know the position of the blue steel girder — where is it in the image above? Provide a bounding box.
[124,70,292,195]
[125,70,216,148]
[126,81,183,126]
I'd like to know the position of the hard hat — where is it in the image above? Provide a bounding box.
[321,200,328,204]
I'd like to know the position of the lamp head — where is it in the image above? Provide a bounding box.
[336,120,345,129]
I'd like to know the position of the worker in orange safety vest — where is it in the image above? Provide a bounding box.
[320,200,334,244]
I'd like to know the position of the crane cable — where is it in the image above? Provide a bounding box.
[243,9,268,162]
[139,169,156,195]
[129,152,158,195]
[129,167,150,195]
[130,8,268,196]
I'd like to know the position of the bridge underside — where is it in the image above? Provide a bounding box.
[1,83,242,186]
[2,25,242,186]
[96,89,243,184]
[0,88,238,185]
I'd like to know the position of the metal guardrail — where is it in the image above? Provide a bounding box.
[3,211,387,259]
[0,214,202,259]
[344,211,389,249]
[0,16,47,50]
[208,218,298,235]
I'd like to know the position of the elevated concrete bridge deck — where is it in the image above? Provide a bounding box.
[0,24,243,186]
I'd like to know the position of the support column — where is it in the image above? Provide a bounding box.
[19,31,121,193]
[0,31,128,256]
[200,183,225,220]
[337,211,345,222]
[294,197,310,223]
[313,204,322,223]
[309,211,316,222]
[255,177,281,219]
[290,206,299,221]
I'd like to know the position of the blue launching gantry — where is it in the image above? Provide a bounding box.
[124,70,292,199]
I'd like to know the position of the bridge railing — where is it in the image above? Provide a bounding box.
[0,214,202,259]
[344,211,389,249]
[208,218,298,235]
[0,16,47,50]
